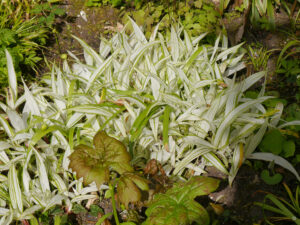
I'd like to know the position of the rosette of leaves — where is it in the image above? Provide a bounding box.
[69,131,134,187]
[143,176,220,225]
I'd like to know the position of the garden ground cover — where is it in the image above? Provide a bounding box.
[0,0,300,224]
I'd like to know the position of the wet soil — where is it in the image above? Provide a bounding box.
[38,0,120,75]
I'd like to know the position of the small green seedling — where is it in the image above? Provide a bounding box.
[255,183,300,224]
[260,169,283,185]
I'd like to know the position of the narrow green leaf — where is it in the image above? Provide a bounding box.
[130,102,164,141]
[183,46,204,73]
[30,125,60,147]
[95,212,113,225]
[277,40,300,67]
[266,0,275,30]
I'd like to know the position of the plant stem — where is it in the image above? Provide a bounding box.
[109,183,120,225]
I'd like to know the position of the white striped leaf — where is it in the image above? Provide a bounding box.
[249,152,300,181]
[203,152,228,175]
[33,148,50,192]
[8,164,23,212]
[5,49,17,105]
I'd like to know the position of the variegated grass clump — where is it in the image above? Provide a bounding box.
[0,19,299,223]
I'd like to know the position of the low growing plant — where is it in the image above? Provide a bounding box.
[259,128,296,157]
[247,45,274,72]
[0,18,300,224]
[261,169,283,185]
[0,0,65,88]
[256,183,300,224]
[143,176,220,225]
[68,130,149,208]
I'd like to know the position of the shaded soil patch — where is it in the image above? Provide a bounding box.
[208,165,300,224]
[37,0,120,75]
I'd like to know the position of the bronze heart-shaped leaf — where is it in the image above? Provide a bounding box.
[69,131,133,187]
[117,172,149,208]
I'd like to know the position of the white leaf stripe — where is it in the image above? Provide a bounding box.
[249,153,300,181]
[33,148,50,192]
[5,49,17,103]
[8,164,23,212]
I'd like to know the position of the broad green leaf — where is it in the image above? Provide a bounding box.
[143,176,219,225]
[69,131,133,187]
[89,205,104,217]
[259,129,284,155]
[72,204,87,214]
[282,140,296,158]
[260,170,282,185]
[117,174,146,208]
